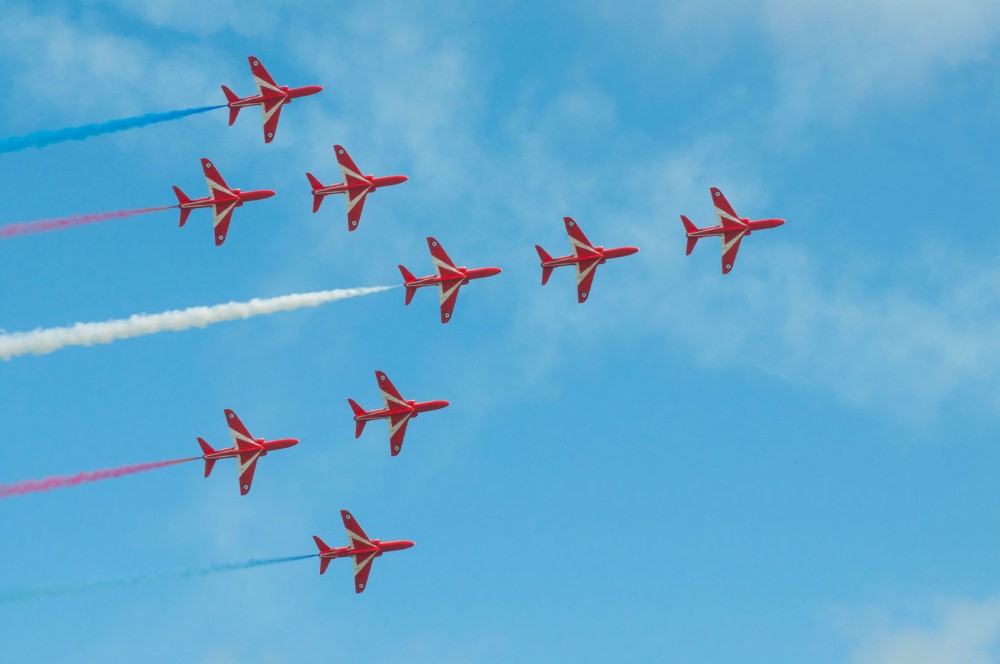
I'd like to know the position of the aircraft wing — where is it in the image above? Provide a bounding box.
[341,510,374,548]
[248,56,282,96]
[375,371,408,410]
[575,257,601,303]
[202,158,235,198]
[352,550,377,593]
[387,411,412,456]
[211,200,238,246]
[711,187,746,229]
[334,146,370,187]
[438,280,463,323]
[721,228,748,274]
[225,409,259,451]
[236,450,262,495]
[345,187,368,231]
[563,217,600,259]
[427,237,462,278]
[260,97,285,143]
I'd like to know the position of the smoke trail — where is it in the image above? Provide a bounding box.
[0,457,199,499]
[0,286,394,361]
[0,105,226,154]
[0,207,173,240]
[0,554,317,603]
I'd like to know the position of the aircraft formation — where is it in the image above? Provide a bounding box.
[4,55,786,594]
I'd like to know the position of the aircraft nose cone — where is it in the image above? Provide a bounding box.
[288,438,300,447]
[261,189,277,199]
[401,540,415,549]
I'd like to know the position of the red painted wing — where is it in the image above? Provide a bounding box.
[375,371,407,408]
[721,229,746,274]
[438,280,462,324]
[352,551,377,593]
[426,237,462,278]
[388,412,412,456]
[237,450,261,496]
[201,158,234,197]
[261,97,284,143]
[211,201,237,246]
[345,187,368,230]
[225,409,258,450]
[248,56,281,95]
[340,510,373,546]
[334,145,369,187]
[711,187,745,229]
[563,217,599,258]
[575,257,601,303]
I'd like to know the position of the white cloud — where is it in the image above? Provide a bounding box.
[846,595,1000,664]
[0,4,222,125]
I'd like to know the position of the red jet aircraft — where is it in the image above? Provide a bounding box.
[681,187,785,274]
[535,217,639,303]
[221,55,323,143]
[197,409,298,495]
[306,145,408,231]
[173,158,275,246]
[348,370,449,456]
[398,237,502,323]
[313,510,414,593]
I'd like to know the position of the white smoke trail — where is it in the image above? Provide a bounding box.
[0,286,393,360]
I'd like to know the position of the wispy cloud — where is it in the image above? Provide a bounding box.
[844,594,1000,664]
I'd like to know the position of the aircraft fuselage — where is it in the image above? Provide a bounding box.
[542,245,639,268]
[203,437,299,461]
[354,400,450,422]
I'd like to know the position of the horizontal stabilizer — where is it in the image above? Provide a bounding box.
[197,437,214,456]
[313,535,332,553]
[221,86,240,126]
[173,187,192,227]
[535,245,555,285]
[681,216,699,255]
[306,173,325,212]
[348,399,367,438]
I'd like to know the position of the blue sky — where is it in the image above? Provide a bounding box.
[0,1,998,662]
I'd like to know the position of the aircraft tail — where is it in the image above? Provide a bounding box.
[348,399,367,438]
[313,536,333,574]
[535,245,554,285]
[305,173,325,212]
[221,86,240,125]
[398,265,418,305]
[681,215,699,255]
[197,437,216,477]
[173,186,192,226]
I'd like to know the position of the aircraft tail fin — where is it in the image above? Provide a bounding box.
[681,215,699,255]
[535,245,554,285]
[221,86,240,125]
[313,536,333,574]
[197,438,216,477]
[348,399,367,438]
[173,186,192,226]
[306,173,325,213]
[398,265,418,304]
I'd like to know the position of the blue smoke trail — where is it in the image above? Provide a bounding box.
[0,554,316,603]
[0,105,226,154]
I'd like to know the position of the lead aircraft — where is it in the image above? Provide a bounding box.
[313,510,414,593]
[398,236,502,323]
[348,371,449,456]
[681,187,785,274]
[306,145,408,231]
[197,409,299,495]
[222,56,323,143]
[535,217,639,303]
[172,158,275,245]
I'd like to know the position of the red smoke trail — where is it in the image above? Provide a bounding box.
[0,206,174,240]
[0,457,199,499]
